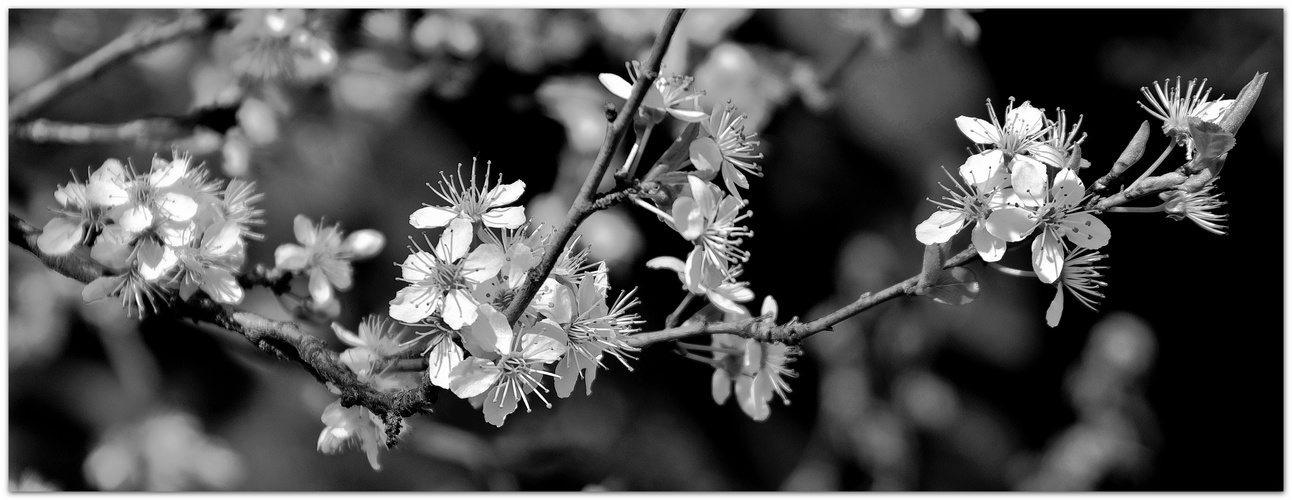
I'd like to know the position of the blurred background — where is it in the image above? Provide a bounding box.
[6,8,1283,491]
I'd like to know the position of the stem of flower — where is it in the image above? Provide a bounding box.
[1126,142,1175,192]
[1104,203,1167,214]
[665,292,697,329]
[615,121,655,185]
[987,262,1037,278]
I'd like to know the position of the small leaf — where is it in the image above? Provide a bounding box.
[925,266,981,306]
[1189,117,1236,160]
[643,122,701,180]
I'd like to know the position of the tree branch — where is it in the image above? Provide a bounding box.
[9,212,438,424]
[9,10,226,122]
[502,9,686,325]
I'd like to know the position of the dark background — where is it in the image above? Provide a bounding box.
[7,9,1283,491]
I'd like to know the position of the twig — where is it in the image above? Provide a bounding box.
[502,9,687,326]
[9,213,439,425]
[12,111,233,146]
[9,10,225,122]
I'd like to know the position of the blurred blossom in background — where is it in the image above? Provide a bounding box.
[7,8,1282,491]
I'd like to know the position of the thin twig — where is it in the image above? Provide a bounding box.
[9,10,225,121]
[502,9,687,326]
[13,116,220,146]
[9,213,439,426]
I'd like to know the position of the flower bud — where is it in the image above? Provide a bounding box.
[342,229,385,261]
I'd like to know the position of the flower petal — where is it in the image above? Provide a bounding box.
[462,243,504,283]
[712,370,732,404]
[971,223,1008,262]
[466,303,510,354]
[309,267,334,304]
[389,285,435,323]
[689,137,722,172]
[448,357,500,399]
[410,205,459,229]
[671,197,704,241]
[1031,229,1064,284]
[90,236,132,269]
[598,73,633,100]
[645,256,685,274]
[293,214,316,245]
[1010,157,1049,208]
[736,375,771,421]
[482,206,526,229]
[1061,212,1111,250]
[342,229,385,259]
[136,240,178,281]
[915,209,967,245]
[427,336,465,389]
[118,204,155,234]
[1045,285,1064,328]
[668,108,709,122]
[959,150,1006,190]
[441,289,480,330]
[521,321,568,363]
[486,180,526,207]
[83,275,123,303]
[1005,101,1045,137]
[202,268,244,304]
[87,159,129,207]
[985,206,1037,242]
[436,218,474,262]
[555,354,580,399]
[955,116,1000,145]
[1051,168,1085,209]
[37,217,83,255]
[481,383,520,427]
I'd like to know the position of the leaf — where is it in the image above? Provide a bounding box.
[1189,117,1236,160]
[642,122,701,181]
[925,266,981,306]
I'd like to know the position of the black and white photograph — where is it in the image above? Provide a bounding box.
[6,7,1283,491]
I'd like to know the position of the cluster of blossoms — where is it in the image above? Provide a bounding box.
[386,161,642,428]
[37,152,263,315]
[604,63,797,421]
[317,316,414,471]
[916,76,1239,326]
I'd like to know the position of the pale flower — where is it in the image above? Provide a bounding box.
[1162,182,1228,236]
[689,101,764,203]
[388,218,503,329]
[1046,248,1108,327]
[709,296,798,421]
[956,98,1064,168]
[646,246,753,316]
[36,177,99,255]
[447,304,567,427]
[1138,77,1233,156]
[914,149,1011,261]
[534,273,641,398]
[985,161,1111,284]
[599,60,707,122]
[316,401,388,471]
[275,214,380,304]
[409,160,526,230]
[174,220,247,304]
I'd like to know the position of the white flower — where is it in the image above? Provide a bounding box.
[599,61,707,123]
[36,177,99,255]
[275,214,378,305]
[647,246,754,316]
[638,175,752,278]
[316,401,388,471]
[388,218,503,329]
[409,160,526,230]
[956,98,1064,168]
[174,220,247,304]
[1162,182,1228,236]
[1046,108,1089,170]
[334,315,407,359]
[915,150,1011,261]
[447,304,567,427]
[985,161,1111,283]
[534,273,641,398]
[1046,248,1108,327]
[1138,77,1233,154]
[709,297,798,421]
[689,102,764,203]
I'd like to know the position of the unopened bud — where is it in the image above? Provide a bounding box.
[342,230,385,261]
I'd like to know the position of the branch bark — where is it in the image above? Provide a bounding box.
[9,212,438,423]
[502,9,686,325]
[9,10,225,122]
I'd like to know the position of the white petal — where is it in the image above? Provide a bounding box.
[36,218,83,255]
[1031,229,1064,284]
[466,303,508,354]
[410,205,459,229]
[1005,101,1045,137]
[522,320,568,362]
[598,73,633,99]
[711,370,732,405]
[428,337,465,389]
[1010,157,1049,208]
[118,205,154,234]
[137,241,178,281]
[83,275,123,303]
[958,150,1006,190]
[671,197,704,241]
[1195,99,1233,123]
[555,355,580,399]
[668,108,709,122]
[486,180,526,207]
[203,221,244,256]
[462,243,504,283]
[441,289,479,330]
[448,357,501,398]
[389,286,434,323]
[342,230,385,260]
[915,209,967,245]
[985,206,1037,243]
[400,251,436,281]
[90,237,132,269]
[309,267,334,304]
[160,220,197,247]
[688,175,718,217]
[149,157,185,187]
[955,116,1000,144]
[202,268,245,304]
[736,375,770,421]
[436,218,474,262]
[1051,168,1085,209]
[1061,212,1111,250]
[645,256,685,273]
[689,137,722,172]
[55,183,88,207]
[293,214,316,245]
[971,223,1007,262]
[1045,286,1064,328]
[87,159,129,207]
[275,244,311,270]
[332,322,365,347]
[482,206,526,229]
[761,296,778,321]
[481,384,520,427]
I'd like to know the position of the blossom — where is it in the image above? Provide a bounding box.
[173,220,247,304]
[388,218,503,329]
[316,401,388,471]
[1046,248,1108,327]
[533,273,641,398]
[97,154,201,237]
[1162,182,1228,235]
[1138,77,1233,153]
[956,98,1063,168]
[36,173,100,255]
[447,304,567,427]
[409,160,527,230]
[914,150,1010,261]
[334,315,408,359]
[647,246,754,316]
[708,296,798,421]
[985,161,1111,283]
[1046,108,1089,170]
[276,214,383,305]
[689,101,764,203]
[599,60,707,123]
